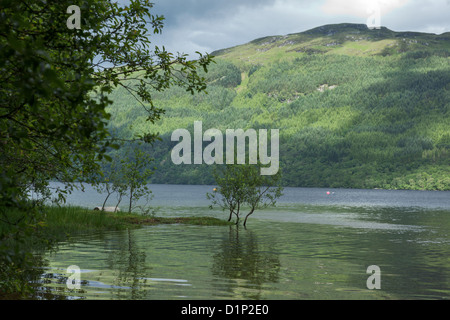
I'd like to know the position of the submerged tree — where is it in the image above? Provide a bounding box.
[207,164,284,227]
[117,146,155,214]
[207,165,245,222]
[95,144,155,214]
[94,155,122,212]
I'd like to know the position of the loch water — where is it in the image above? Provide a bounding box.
[32,184,450,300]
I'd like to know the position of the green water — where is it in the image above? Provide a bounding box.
[32,202,449,300]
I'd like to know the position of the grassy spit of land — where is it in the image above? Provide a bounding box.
[1,205,232,239]
[41,205,233,235]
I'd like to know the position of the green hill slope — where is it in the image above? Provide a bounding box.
[105,23,450,190]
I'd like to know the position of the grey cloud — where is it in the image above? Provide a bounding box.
[152,0,278,23]
[381,0,450,34]
[148,0,449,57]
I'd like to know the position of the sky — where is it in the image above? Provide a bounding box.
[147,0,450,57]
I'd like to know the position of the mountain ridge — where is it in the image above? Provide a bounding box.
[211,23,449,62]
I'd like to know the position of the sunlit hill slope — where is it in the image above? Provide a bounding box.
[106,23,450,190]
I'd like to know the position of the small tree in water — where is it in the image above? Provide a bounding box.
[95,145,154,214]
[119,146,154,214]
[207,164,283,227]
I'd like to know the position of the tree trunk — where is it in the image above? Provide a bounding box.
[243,208,255,228]
[102,191,112,211]
[115,194,123,213]
[233,201,240,224]
[128,186,134,214]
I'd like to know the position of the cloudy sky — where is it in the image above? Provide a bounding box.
[147,0,450,57]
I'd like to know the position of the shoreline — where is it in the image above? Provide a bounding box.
[40,205,234,233]
[0,205,233,299]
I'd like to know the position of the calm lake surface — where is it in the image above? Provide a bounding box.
[32,184,450,300]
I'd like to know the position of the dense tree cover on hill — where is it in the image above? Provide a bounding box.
[105,25,450,190]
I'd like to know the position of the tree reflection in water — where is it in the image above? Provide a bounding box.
[106,229,150,300]
[211,226,280,300]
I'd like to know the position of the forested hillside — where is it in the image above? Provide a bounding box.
[105,23,450,190]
